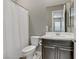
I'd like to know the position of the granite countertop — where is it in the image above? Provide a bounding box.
[40,34,76,42]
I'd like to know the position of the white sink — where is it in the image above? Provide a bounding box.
[41,32,75,41]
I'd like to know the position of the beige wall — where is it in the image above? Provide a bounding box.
[16,0,69,36]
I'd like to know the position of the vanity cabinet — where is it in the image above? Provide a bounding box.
[42,39,74,59]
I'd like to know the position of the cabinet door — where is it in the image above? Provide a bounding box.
[42,46,56,59]
[58,48,73,59]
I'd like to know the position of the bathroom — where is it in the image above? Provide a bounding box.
[3,0,75,59]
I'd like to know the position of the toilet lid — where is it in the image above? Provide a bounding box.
[22,46,36,53]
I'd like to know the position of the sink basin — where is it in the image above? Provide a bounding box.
[41,32,75,40]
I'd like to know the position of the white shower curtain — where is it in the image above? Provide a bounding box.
[4,0,29,59]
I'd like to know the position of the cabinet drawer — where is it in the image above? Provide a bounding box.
[42,39,74,48]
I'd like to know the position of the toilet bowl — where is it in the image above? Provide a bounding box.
[22,46,36,59]
[22,36,40,59]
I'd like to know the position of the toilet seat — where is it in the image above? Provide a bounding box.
[22,46,36,53]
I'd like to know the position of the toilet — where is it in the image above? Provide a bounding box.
[22,36,40,59]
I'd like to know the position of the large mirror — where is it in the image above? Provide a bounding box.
[47,0,75,32]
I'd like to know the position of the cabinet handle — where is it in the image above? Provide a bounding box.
[44,46,55,49]
[59,48,73,51]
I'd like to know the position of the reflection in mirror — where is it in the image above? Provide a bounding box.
[66,1,74,32]
[47,0,75,32]
[52,10,65,32]
[70,2,74,32]
[47,4,65,32]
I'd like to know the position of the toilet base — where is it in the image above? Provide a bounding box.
[26,53,33,59]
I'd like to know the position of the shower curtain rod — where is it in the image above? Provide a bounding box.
[11,0,29,11]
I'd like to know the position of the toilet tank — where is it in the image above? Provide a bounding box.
[31,36,40,46]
